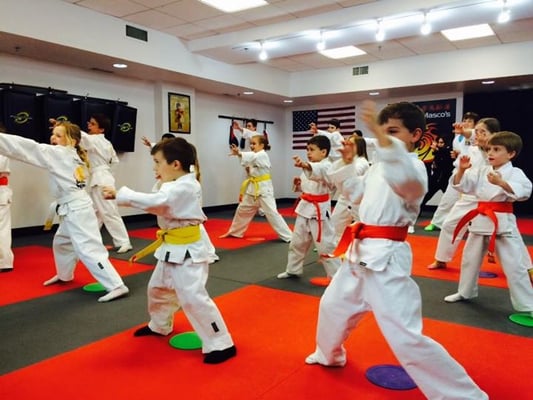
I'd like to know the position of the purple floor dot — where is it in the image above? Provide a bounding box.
[365,364,417,390]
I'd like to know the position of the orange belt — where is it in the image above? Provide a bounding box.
[452,201,514,263]
[299,192,330,242]
[0,176,8,186]
[326,222,408,258]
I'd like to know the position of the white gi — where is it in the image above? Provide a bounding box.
[315,129,344,162]
[0,134,125,291]
[0,155,14,271]
[329,156,369,244]
[429,131,476,228]
[116,174,234,353]
[308,137,488,400]
[240,127,258,142]
[433,145,488,263]
[283,159,340,277]
[81,132,131,248]
[225,149,292,242]
[452,162,533,312]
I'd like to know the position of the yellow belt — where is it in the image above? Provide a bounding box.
[130,225,201,263]
[239,173,271,201]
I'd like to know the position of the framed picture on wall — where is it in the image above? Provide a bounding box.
[168,92,191,133]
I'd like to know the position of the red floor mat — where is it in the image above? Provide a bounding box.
[1,246,153,306]
[409,235,516,289]
[0,286,529,400]
[129,219,293,250]
[417,217,533,236]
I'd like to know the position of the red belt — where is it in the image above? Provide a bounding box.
[298,192,330,242]
[326,222,408,258]
[0,176,8,186]
[452,201,513,263]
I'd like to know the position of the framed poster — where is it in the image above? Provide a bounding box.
[168,92,190,133]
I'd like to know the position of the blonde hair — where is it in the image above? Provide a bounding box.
[57,122,90,169]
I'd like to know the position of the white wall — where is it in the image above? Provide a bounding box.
[2,53,465,228]
[0,53,289,228]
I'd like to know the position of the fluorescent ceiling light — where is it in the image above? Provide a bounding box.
[482,80,495,85]
[320,46,366,59]
[441,24,494,41]
[200,0,267,13]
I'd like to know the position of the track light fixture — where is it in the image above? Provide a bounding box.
[375,19,385,42]
[498,0,511,24]
[421,12,431,35]
[316,30,326,51]
[258,41,268,61]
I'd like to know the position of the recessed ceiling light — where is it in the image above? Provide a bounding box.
[283,99,293,103]
[369,92,380,96]
[200,0,267,13]
[320,46,366,59]
[441,24,494,41]
[243,91,254,95]
[482,80,495,85]
[113,63,128,69]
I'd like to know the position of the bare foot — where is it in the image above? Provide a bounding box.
[427,261,447,270]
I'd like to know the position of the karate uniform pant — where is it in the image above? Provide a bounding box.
[226,193,292,242]
[0,187,14,269]
[90,186,131,247]
[331,196,359,245]
[311,252,488,400]
[146,258,234,353]
[429,183,460,229]
[434,197,477,263]
[53,204,125,292]
[457,230,533,312]
[284,215,339,277]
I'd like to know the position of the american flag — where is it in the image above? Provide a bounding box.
[292,105,356,150]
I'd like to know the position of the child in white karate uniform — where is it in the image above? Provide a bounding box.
[83,114,132,253]
[220,135,292,242]
[329,134,369,244]
[443,131,533,317]
[0,153,14,272]
[103,137,236,364]
[427,118,500,269]
[424,112,479,232]
[310,119,344,162]
[0,122,129,302]
[142,134,219,263]
[277,135,340,279]
[305,101,487,400]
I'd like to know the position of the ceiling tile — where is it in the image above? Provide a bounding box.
[194,14,247,31]
[77,0,147,17]
[157,0,222,22]
[131,0,177,6]
[449,35,502,50]
[398,33,457,54]
[163,22,214,38]
[124,9,185,29]
[292,4,343,18]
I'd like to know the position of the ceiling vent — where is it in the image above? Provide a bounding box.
[352,66,369,76]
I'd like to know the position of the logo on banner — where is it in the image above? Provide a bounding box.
[118,122,133,133]
[11,111,32,124]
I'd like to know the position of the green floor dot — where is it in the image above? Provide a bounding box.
[509,313,533,327]
[169,331,202,350]
[83,282,106,292]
